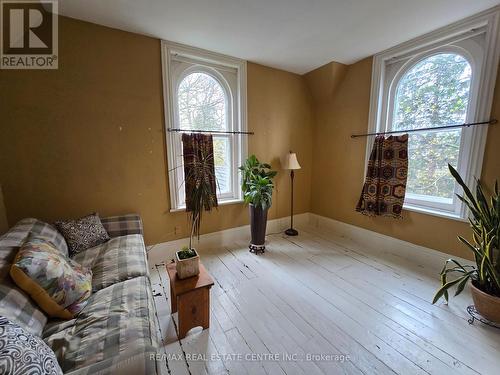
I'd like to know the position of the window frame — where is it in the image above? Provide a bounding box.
[162,41,247,212]
[387,49,476,217]
[366,8,500,220]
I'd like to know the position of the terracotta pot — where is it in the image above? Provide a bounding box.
[470,282,500,323]
[175,249,200,279]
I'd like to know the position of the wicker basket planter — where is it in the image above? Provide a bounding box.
[471,282,500,323]
[175,249,200,280]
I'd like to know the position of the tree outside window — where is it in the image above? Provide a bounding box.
[392,53,471,200]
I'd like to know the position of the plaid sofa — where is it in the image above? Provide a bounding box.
[0,215,167,375]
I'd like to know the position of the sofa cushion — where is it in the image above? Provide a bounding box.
[54,213,110,256]
[100,214,143,238]
[0,316,63,375]
[0,234,48,337]
[42,276,161,374]
[72,234,148,292]
[0,220,62,336]
[0,218,69,257]
[61,348,164,375]
[10,235,92,319]
[0,279,48,337]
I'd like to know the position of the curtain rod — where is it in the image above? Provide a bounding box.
[350,119,497,139]
[167,128,254,135]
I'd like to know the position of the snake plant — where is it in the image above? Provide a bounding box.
[432,164,500,304]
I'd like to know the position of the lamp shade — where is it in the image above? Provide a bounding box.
[283,152,301,170]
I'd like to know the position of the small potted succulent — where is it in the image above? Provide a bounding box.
[175,138,218,279]
[432,164,500,323]
[175,246,200,280]
[239,155,277,253]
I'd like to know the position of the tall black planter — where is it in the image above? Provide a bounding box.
[249,204,268,254]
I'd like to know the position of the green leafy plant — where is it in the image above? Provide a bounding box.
[239,155,277,194]
[244,175,275,210]
[177,246,197,260]
[432,164,500,304]
[239,155,277,210]
[184,146,218,250]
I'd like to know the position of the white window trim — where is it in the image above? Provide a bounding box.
[161,41,248,212]
[366,7,500,221]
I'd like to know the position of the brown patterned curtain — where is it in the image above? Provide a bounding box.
[356,134,408,218]
[182,133,218,211]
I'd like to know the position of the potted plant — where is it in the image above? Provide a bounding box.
[176,246,200,279]
[432,164,500,323]
[239,155,277,253]
[175,140,218,279]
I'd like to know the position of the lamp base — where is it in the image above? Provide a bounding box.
[285,228,298,236]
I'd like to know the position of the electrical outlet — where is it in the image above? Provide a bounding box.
[174,226,181,235]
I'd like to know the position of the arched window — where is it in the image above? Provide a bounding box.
[365,17,500,220]
[178,72,228,131]
[366,13,498,220]
[390,53,472,203]
[163,43,247,211]
[177,72,233,197]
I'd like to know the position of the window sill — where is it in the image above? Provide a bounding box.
[403,203,468,222]
[169,198,244,213]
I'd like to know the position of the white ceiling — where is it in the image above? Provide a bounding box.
[58,0,500,74]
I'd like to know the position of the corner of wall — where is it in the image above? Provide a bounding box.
[303,61,348,105]
[303,61,350,216]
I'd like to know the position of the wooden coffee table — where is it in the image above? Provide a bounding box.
[166,262,214,339]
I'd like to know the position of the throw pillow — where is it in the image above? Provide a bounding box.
[10,235,92,319]
[54,213,110,256]
[0,316,63,375]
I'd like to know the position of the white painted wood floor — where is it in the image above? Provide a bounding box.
[148,224,500,375]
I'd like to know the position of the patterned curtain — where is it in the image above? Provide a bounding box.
[356,134,409,218]
[182,133,218,211]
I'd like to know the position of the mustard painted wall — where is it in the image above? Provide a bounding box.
[2,14,499,258]
[0,16,314,245]
[0,185,8,235]
[305,58,500,259]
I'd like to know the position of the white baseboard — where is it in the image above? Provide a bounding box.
[308,213,471,265]
[147,211,471,267]
[147,213,311,265]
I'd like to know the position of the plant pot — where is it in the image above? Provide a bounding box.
[470,282,500,323]
[175,249,200,279]
[249,204,268,253]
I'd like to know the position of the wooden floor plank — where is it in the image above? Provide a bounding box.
[150,225,500,375]
[300,226,475,319]
[298,226,500,349]
[230,239,393,375]
[222,278,321,375]
[224,253,358,374]
[285,228,499,374]
[238,241,430,375]
[264,235,478,375]
[150,264,190,375]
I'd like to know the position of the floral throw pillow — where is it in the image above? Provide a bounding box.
[10,235,92,319]
[54,213,110,256]
[0,316,63,375]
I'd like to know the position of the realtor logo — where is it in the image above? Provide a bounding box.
[1,0,58,69]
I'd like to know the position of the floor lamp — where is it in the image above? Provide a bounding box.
[283,152,301,236]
